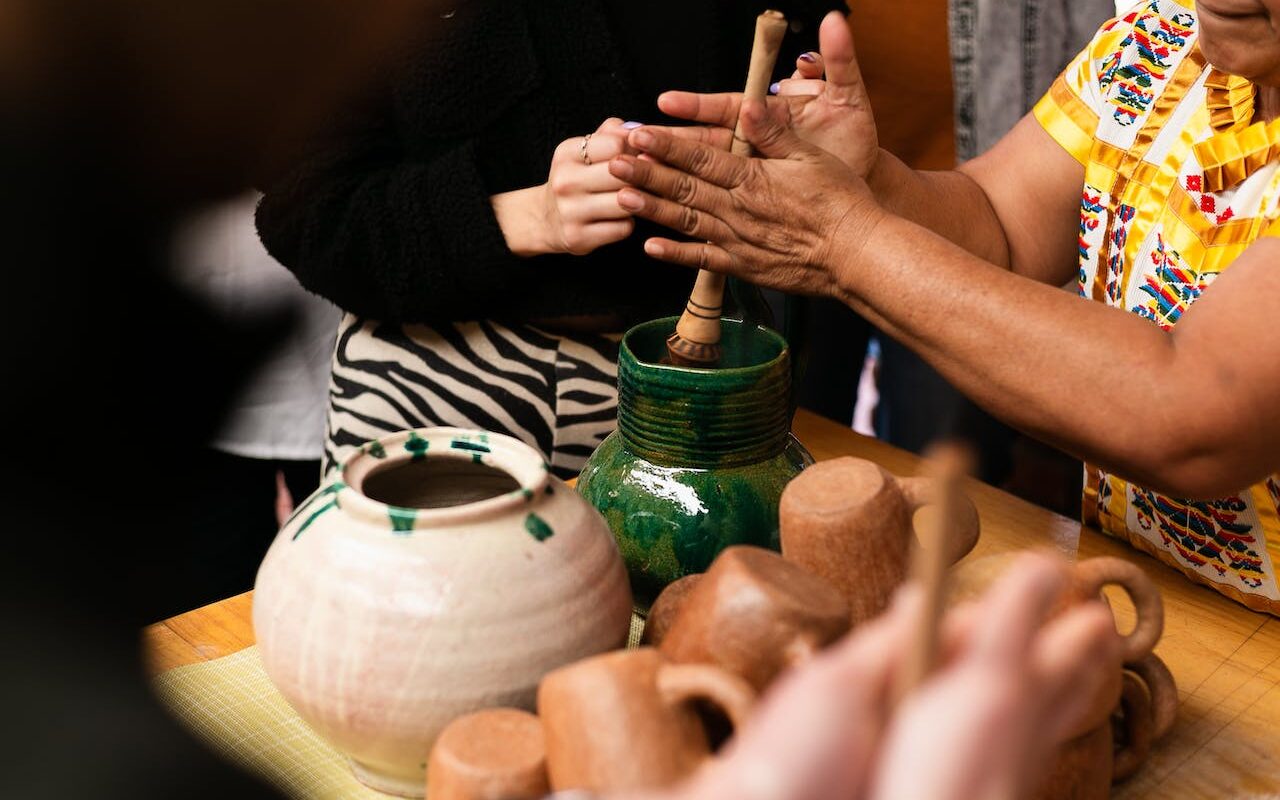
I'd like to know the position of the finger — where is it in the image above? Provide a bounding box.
[571,190,634,221]
[610,154,734,228]
[1032,604,1123,742]
[642,237,735,273]
[596,116,625,132]
[968,553,1070,666]
[614,182,736,242]
[585,132,626,164]
[624,127,751,189]
[652,124,735,151]
[820,10,869,106]
[793,50,824,80]
[575,162,628,193]
[585,218,635,244]
[562,219,635,255]
[776,78,824,97]
[739,98,824,161]
[656,90,742,128]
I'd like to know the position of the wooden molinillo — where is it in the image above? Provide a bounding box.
[665,9,789,367]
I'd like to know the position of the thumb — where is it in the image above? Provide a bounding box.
[740,97,822,161]
[820,11,869,106]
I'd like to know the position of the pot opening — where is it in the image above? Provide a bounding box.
[627,317,784,371]
[362,458,521,509]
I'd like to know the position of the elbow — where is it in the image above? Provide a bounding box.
[1116,439,1267,501]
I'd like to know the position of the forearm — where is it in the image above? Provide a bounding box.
[866,151,1011,268]
[833,215,1251,498]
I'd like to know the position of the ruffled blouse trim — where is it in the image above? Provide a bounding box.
[1196,69,1277,192]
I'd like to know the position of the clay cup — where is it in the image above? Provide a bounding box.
[426,708,549,800]
[780,456,981,623]
[658,546,850,690]
[537,648,755,793]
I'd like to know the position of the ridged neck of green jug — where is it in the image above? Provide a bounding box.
[616,321,792,469]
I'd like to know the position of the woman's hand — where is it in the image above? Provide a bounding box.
[609,101,883,299]
[655,11,880,178]
[492,117,637,257]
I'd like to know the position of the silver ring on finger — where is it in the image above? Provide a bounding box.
[580,133,593,165]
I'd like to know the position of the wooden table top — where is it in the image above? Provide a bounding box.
[143,410,1280,798]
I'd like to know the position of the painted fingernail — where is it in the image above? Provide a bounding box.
[769,81,780,95]
[632,129,656,149]
[622,121,643,129]
[617,189,644,211]
[799,52,818,63]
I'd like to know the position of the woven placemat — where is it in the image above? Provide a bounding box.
[152,614,647,799]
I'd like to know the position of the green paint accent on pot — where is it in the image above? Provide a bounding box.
[288,482,346,541]
[367,441,387,459]
[388,506,417,533]
[451,439,491,454]
[521,487,535,501]
[578,317,813,607]
[524,513,554,542]
[405,431,429,460]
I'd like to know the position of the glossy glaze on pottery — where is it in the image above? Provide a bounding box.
[538,647,755,793]
[253,428,633,798]
[578,317,813,607]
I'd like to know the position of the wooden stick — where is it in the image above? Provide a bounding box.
[666,10,788,367]
[895,443,974,702]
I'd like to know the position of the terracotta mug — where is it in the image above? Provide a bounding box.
[642,574,703,647]
[538,648,756,793]
[950,553,1164,739]
[1032,722,1113,800]
[779,456,981,623]
[1111,670,1155,782]
[1126,652,1177,741]
[658,546,850,691]
[1033,690,1155,800]
[426,708,549,800]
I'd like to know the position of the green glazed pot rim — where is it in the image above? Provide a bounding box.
[620,316,789,377]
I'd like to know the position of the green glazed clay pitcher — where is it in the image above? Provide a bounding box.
[577,316,813,608]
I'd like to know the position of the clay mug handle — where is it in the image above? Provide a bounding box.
[898,476,981,565]
[1073,557,1164,662]
[1111,670,1154,782]
[657,663,757,736]
[1127,652,1178,741]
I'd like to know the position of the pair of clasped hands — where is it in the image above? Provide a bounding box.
[512,10,874,289]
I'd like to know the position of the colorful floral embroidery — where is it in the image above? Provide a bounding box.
[1078,187,1107,293]
[1099,2,1195,126]
[1105,204,1137,303]
[1133,234,1214,329]
[1131,487,1265,589]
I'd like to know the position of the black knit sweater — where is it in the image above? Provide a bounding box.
[256,0,841,326]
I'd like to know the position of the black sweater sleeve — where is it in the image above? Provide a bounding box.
[255,1,556,324]
[254,101,524,324]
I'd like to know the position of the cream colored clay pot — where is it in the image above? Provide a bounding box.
[253,428,633,797]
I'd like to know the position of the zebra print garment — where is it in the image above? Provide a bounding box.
[324,314,621,480]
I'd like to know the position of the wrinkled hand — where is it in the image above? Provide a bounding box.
[634,552,1121,800]
[610,101,883,298]
[655,11,879,177]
